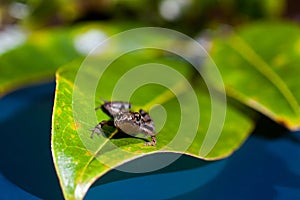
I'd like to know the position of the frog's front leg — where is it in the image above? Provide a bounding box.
[90,120,114,138]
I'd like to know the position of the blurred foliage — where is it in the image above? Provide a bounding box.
[0,0,293,94]
[0,0,288,34]
[0,22,139,96]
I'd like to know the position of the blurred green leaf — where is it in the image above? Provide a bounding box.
[0,27,78,96]
[0,22,136,97]
[209,21,300,130]
[51,52,254,199]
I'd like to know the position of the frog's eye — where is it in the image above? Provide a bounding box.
[133,113,141,121]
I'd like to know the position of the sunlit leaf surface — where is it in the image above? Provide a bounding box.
[52,52,254,199]
[209,21,300,130]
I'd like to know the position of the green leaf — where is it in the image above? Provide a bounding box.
[0,28,76,96]
[209,21,300,130]
[0,23,134,97]
[51,51,254,199]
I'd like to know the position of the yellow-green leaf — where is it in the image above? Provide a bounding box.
[209,21,300,130]
[51,51,254,199]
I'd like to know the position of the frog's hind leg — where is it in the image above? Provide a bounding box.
[144,136,156,146]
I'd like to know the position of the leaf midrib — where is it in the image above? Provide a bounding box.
[227,32,300,116]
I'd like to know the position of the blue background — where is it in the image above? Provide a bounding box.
[0,83,299,200]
